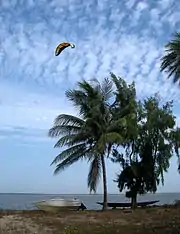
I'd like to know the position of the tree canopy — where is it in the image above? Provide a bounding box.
[112,94,178,209]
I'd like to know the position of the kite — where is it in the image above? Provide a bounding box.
[55,42,75,56]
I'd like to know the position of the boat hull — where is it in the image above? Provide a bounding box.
[97,200,159,209]
[34,199,81,213]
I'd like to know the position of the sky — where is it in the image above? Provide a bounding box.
[0,0,180,194]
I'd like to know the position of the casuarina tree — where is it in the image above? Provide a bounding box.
[112,94,176,209]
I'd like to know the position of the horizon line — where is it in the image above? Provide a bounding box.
[0,192,179,195]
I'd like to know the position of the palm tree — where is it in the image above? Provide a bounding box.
[48,77,123,210]
[160,32,180,84]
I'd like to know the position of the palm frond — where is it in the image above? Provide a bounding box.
[77,79,96,95]
[54,155,82,174]
[101,77,113,102]
[110,72,121,90]
[49,115,84,138]
[53,114,84,127]
[88,155,101,192]
[65,80,104,118]
[48,125,81,138]
[65,89,89,116]
[53,146,92,174]
[51,143,87,165]
[53,132,91,148]
[160,32,180,84]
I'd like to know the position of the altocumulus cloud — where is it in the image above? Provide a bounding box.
[0,0,180,140]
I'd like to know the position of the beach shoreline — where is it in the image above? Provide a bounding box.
[0,205,179,233]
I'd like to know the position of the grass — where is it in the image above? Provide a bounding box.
[0,205,180,233]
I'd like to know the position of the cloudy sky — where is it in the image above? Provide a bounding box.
[0,0,180,194]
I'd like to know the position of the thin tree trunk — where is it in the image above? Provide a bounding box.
[101,154,108,211]
[131,193,137,210]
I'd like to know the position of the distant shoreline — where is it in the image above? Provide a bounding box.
[0,192,180,195]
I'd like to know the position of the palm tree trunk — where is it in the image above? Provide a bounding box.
[101,154,108,211]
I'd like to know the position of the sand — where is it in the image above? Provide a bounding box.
[0,205,180,233]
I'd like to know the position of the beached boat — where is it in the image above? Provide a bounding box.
[97,200,159,209]
[34,198,83,212]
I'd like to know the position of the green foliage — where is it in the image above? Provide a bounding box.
[49,72,180,211]
[160,32,180,84]
[48,74,133,196]
[110,73,138,142]
[112,94,177,205]
[169,127,180,171]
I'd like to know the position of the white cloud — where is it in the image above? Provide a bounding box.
[136,2,148,11]
[158,0,174,10]
[125,0,136,9]
[0,0,180,131]
[0,82,76,130]
[0,0,180,194]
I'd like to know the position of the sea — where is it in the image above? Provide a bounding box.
[0,193,180,210]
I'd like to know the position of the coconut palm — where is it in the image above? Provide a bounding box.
[160,32,180,84]
[48,77,123,210]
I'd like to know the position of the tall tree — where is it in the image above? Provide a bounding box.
[110,73,138,143]
[48,77,124,210]
[169,127,180,172]
[112,94,176,209]
[160,32,180,84]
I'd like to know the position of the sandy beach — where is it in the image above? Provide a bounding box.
[0,205,180,234]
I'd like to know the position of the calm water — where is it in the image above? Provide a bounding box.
[0,193,180,210]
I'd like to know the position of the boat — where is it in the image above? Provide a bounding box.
[97,200,159,209]
[34,198,84,212]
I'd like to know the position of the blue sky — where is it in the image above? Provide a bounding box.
[0,0,180,194]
